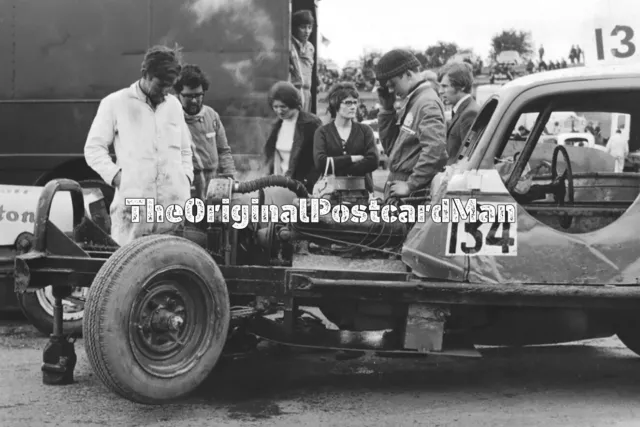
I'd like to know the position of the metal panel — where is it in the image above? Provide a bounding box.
[11,0,150,99]
[0,0,293,184]
[0,0,151,184]
[149,0,290,156]
[0,1,15,99]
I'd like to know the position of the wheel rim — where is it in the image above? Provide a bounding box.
[129,267,216,378]
[35,286,87,321]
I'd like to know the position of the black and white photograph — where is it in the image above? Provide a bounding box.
[1,0,640,425]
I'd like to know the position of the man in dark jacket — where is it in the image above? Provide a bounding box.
[439,62,480,164]
[375,49,448,199]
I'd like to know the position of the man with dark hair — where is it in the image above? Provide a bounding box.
[174,64,236,199]
[289,9,316,111]
[439,62,480,164]
[84,45,194,245]
[375,48,448,199]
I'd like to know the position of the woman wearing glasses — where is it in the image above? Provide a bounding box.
[313,82,379,195]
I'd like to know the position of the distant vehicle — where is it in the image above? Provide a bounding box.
[490,50,527,83]
[557,132,596,148]
[541,132,606,151]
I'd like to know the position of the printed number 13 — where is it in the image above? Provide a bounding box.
[595,25,636,60]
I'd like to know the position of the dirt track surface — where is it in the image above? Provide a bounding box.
[1,315,640,427]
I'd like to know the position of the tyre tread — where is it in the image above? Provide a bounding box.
[83,234,229,404]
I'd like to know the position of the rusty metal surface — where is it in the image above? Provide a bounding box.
[246,316,481,357]
[403,304,449,352]
[404,71,640,287]
[404,166,640,286]
[531,173,640,203]
[0,0,293,185]
[292,254,408,273]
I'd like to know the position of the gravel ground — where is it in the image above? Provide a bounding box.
[1,312,640,427]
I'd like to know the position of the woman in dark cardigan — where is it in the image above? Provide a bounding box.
[263,81,323,193]
[313,82,379,193]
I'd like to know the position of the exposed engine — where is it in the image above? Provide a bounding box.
[200,175,411,266]
[188,175,419,331]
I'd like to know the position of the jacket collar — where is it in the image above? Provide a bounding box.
[404,80,430,103]
[274,109,314,127]
[127,80,171,108]
[453,94,472,114]
[396,80,431,124]
[291,35,311,51]
[184,107,206,124]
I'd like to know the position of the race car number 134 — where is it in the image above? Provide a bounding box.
[445,210,518,256]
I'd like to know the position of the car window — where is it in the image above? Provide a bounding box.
[487,88,640,237]
[496,108,631,180]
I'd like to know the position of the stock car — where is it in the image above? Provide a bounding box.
[10,62,640,405]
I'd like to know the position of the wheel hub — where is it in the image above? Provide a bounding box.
[150,307,185,332]
[128,268,216,379]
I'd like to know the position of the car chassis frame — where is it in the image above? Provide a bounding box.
[13,179,640,402]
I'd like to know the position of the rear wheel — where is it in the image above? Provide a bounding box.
[83,234,230,404]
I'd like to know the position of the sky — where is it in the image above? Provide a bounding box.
[316,0,602,67]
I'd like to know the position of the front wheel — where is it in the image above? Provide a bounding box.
[83,234,230,404]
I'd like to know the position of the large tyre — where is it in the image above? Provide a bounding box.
[17,287,86,336]
[83,234,230,404]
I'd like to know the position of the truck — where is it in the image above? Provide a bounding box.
[0,0,320,331]
[12,62,640,404]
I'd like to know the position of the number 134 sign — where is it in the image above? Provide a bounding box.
[586,0,640,65]
[445,203,518,257]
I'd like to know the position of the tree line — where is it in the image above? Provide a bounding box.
[361,29,533,71]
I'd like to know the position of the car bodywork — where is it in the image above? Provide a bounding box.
[404,63,640,286]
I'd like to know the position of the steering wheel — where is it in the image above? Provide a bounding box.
[551,145,574,229]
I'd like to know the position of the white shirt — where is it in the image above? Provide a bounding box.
[452,94,472,115]
[84,81,194,207]
[275,110,299,175]
[606,132,629,158]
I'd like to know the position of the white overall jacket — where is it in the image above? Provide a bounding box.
[84,82,194,245]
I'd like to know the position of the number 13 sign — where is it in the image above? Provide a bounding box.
[587,0,640,65]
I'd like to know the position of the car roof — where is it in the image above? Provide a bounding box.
[499,63,640,95]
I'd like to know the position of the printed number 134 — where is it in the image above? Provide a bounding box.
[448,221,515,255]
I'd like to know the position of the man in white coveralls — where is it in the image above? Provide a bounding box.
[84,45,194,245]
